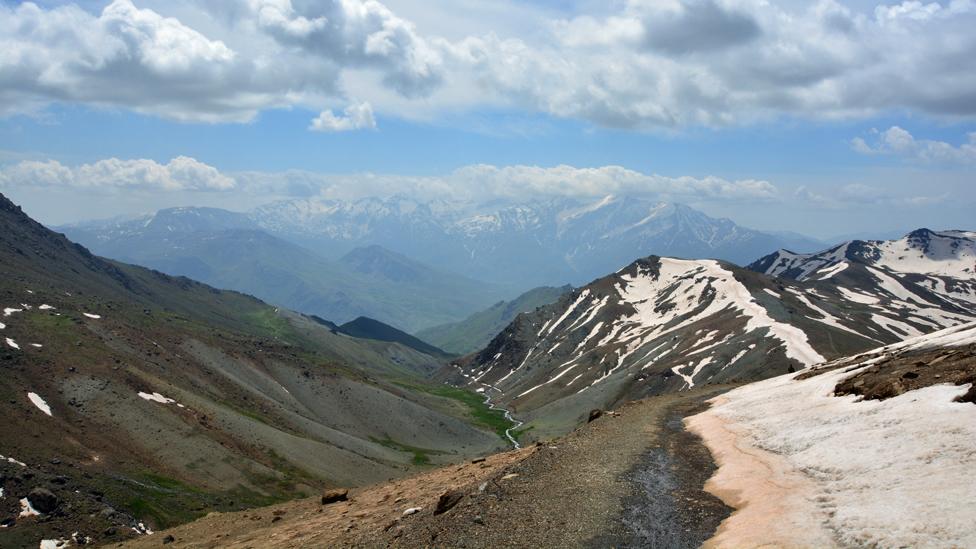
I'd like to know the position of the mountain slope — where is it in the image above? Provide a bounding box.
[60,208,511,332]
[0,194,508,547]
[251,195,826,287]
[448,253,975,438]
[416,285,573,355]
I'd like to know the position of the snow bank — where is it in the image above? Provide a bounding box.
[690,323,976,548]
[28,392,53,416]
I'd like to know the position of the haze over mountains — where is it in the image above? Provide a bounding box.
[62,195,826,334]
[61,207,512,333]
[250,195,826,286]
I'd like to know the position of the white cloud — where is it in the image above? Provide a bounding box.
[1,156,775,202]
[852,126,976,164]
[236,163,780,203]
[2,0,976,127]
[0,156,235,191]
[309,102,377,132]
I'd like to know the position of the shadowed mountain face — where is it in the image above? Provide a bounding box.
[447,248,975,439]
[250,195,826,286]
[60,208,512,333]
[0,193,508,547]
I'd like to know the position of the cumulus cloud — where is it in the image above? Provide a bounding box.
[1,155,776,203]
[236,163,780,203]
[852,126,976,164]
[309,102,377,132]
[2,0,976,127]
[0,156,235,191]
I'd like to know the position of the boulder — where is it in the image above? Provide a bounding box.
[27,487,58,514]
[321,488,349,505]
[434,489,464,515]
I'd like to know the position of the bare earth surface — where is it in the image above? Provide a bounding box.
[115,385,733,548]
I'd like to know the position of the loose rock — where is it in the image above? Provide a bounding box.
[434,489,464,515]
[27,487,58,514]
[321,488,349,505]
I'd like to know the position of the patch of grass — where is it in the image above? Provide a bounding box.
[395,381,515,440]
[245,308,296,341]
[369,436,444,466]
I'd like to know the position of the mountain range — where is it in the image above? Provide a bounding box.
[447,229,976,437]
[249,195,827,287]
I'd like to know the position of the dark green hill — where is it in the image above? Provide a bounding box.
[338,316,450,358]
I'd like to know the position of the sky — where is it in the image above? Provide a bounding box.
[0,0,974,239]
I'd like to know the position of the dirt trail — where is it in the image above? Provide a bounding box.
[116,385,732,548]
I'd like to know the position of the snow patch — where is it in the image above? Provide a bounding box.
[28,392,52,416]
[6,338,19,350]
[138,392,176,405]
[82,313,101,319]
[19,498,40,517]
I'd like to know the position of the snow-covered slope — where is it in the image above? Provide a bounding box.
[688,322,976,548]
[750,229,976,308]
[447,253,975,432]
[251,195,824,286]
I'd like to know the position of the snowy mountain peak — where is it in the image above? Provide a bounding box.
[749,229,976,308]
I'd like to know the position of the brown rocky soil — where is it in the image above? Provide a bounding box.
[798,343,976,404]
[114,385,733,548]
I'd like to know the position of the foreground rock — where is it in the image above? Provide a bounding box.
[321,488,349,505]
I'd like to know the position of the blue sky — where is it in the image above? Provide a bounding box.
[0,0,974,238]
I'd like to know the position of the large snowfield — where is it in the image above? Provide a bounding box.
[689,322,976,548]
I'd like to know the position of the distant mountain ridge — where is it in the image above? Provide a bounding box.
[249,195,826,286]
[59,208,511,332]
